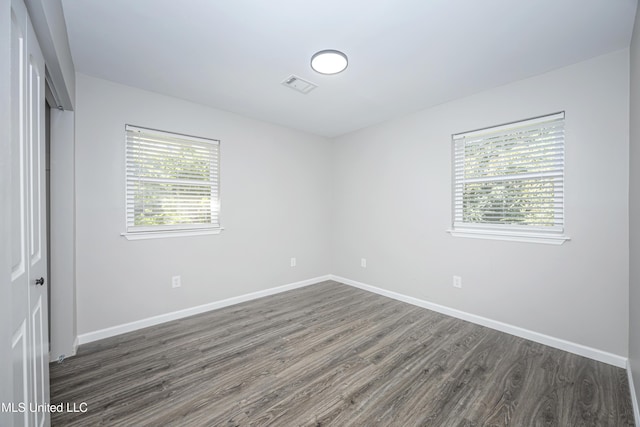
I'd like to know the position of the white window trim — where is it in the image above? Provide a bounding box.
[446,228,569,245]
[448,112,570,245]
[121,227,223,241]
[122,124,223,240]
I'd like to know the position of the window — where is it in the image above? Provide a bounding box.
[123,125,221,240]
[449,112,568,244]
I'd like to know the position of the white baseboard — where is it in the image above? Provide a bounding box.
[331,275,627,368]
[77,275,331,345]
[76,273,627,370]
[628,360,640,425]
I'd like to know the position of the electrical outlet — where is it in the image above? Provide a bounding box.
[290,257,296,267]
[361,258,367,268]
[453,276,462,289]
[172,275,181,288]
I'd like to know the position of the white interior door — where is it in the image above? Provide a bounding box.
[11,4,31,425]
[26,11,49,427]
[11,0,50,425]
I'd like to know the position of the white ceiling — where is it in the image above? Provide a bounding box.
[61,0,637,138]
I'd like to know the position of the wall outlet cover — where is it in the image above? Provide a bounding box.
[453,276,462,288]
[172,276,181,288]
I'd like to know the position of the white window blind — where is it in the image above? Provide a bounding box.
[125,125,220,235]
[451,112,568,244]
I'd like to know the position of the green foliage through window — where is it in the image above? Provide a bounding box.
[125,126,220,232]
[453,113,564,231]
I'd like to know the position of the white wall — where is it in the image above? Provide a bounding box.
[74,74,332,335]
[332,50,630,357]
[629,1,640,414]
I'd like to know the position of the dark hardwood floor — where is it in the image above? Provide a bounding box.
[49,281,634,426]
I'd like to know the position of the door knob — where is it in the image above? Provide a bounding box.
[35,277,44,286]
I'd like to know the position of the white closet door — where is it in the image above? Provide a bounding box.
[11,0,50,425]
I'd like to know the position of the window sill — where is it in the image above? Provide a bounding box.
[446,228,570,245]
[121,227,224,241]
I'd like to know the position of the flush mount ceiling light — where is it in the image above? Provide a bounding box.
[311,50,348,75]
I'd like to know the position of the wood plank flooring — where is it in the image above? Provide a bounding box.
[49,281,635,426]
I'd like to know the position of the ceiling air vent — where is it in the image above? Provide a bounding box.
[282,75,317,94]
